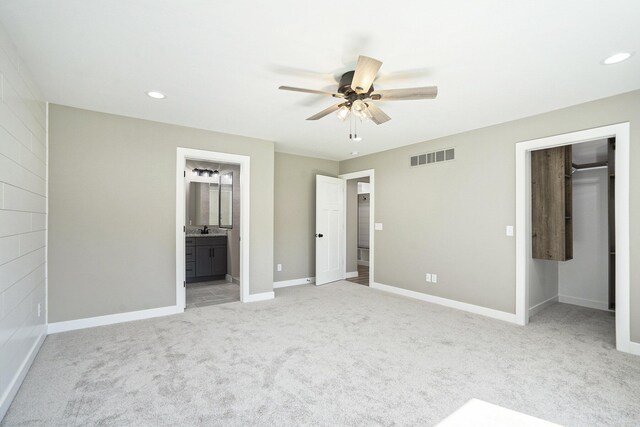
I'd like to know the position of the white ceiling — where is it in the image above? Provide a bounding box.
[1,1,639,160]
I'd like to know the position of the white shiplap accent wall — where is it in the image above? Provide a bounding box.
[0,24,47,420]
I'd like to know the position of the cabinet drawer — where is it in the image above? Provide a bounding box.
[195,236,227,246]
[185,237,196,247]
[185,246,195,263]
[185,262,195,278]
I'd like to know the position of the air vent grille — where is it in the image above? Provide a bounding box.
[410,148,455,167]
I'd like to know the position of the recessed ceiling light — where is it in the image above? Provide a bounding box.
[146,90,166,99]
[351,151,359,156]
[602,52,632,65]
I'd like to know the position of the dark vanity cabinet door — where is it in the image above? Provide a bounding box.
[195,246,214,277]
[211,245,227,276]
[188,236,228,282]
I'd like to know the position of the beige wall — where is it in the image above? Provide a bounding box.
[340,90,640,343]
[273,152,339,282]
[0,24,47,417]
[48,104,274,322]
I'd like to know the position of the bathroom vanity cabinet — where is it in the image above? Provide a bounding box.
[186,236,227,282]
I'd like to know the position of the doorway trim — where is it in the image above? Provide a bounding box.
[339,169,375,286]
[515,123,634,354]
[176,148,251,308]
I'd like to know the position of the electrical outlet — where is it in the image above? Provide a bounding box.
[432,274,438,283]
[425,273,431,282]
[277,264,282,272]
[37,303,41,318]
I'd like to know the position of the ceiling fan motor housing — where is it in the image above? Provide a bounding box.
[338,71,374,103]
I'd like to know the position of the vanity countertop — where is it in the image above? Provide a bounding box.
[186,233,227,238]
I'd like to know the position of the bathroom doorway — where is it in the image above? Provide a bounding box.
[184,160,241,308]
[175,148,251,310]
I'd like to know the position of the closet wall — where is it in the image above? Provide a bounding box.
[558,141,609,310]
[558,169,608,309]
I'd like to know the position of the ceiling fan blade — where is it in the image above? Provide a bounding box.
[370,86,438,101]
[365,103,391,125]
[351,55,383,94]
[306,103,345,120]
[279,86,343,98]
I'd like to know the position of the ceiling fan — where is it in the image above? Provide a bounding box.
[278,55,438,125]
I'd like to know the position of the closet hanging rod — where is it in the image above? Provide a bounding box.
[572,165,608,173]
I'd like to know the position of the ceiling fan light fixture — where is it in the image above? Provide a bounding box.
[352,99,365,112]
[336,105,350,121]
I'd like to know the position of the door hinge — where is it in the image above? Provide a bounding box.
[183,226,186,232]
[184,171,186,177]
[183,281,186,288]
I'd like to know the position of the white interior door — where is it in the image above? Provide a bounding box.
[316,175,345,285]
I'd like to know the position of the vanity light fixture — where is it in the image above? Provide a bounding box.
[146,90,166,99]
[191,168,220,178]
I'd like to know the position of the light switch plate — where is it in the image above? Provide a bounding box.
[375,223,383,231]
[432,274,438,283]
[277,264,282,271]
[506,225,514,237]
[426,273,431,282]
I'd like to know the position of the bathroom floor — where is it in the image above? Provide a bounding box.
[186,280,240,309]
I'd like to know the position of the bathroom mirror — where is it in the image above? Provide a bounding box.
[188,182,218,226]
[188,173,233,228]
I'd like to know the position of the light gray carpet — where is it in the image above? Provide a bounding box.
[3,281,639,426]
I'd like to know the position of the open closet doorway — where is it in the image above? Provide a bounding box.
[340,170,375,287]
[176,148,251,310]
[527,138,615,320]
[515,123,633,355]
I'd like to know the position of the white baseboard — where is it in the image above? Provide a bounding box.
[48,305,183,334]
[558,295,609,311]
[0,325,46,421]
[346,271,359,279]
[623,340,640,356]
[529,296,559,317]
[357,260,369,266]
[371,282,517,324]
[224,274,240,285]
[273,277,315,289]
[243,291,275,302]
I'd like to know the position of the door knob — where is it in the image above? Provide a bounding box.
[316,233,324,238]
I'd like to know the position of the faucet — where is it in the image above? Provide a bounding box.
[201,225,209,234]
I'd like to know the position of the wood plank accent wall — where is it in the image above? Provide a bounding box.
[0,25,47,420]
